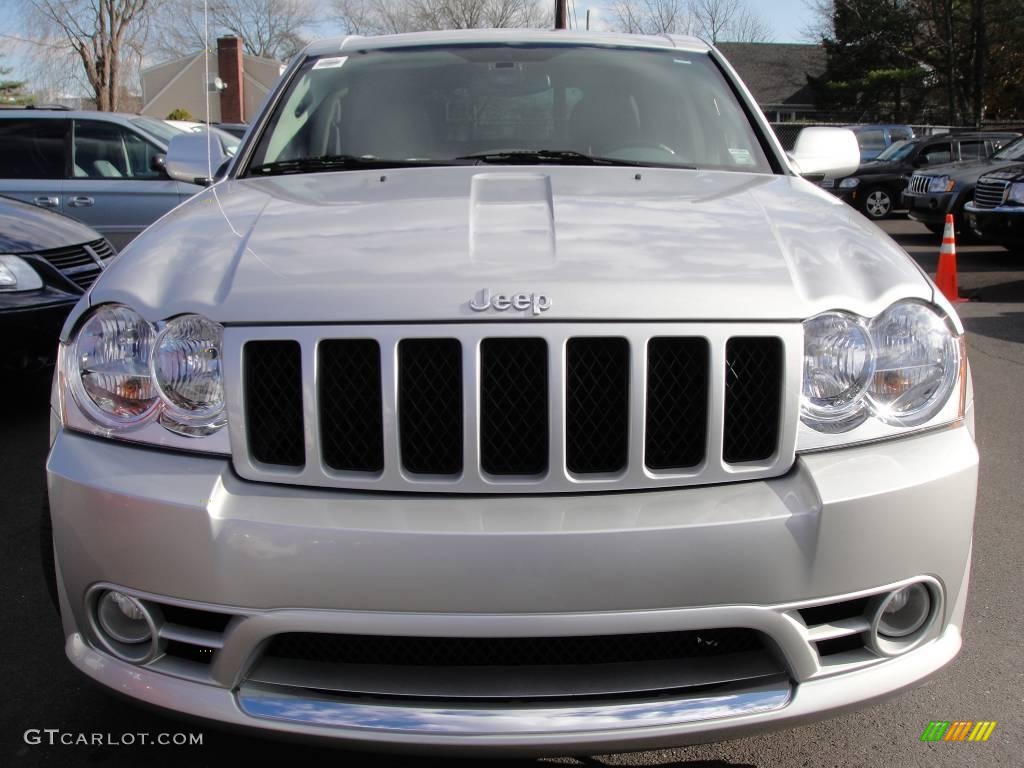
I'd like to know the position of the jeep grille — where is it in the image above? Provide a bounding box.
[229,323,799,493]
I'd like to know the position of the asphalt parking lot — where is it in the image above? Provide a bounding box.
[3,217,1021,767]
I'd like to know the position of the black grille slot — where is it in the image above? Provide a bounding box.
[265,629,765,667]
[645,338,708,470]
[480,338,548,475]
[399,339,463,475]
[723,337,783,463]
[566,337,629,474]
[318,340,383,472]
[244,340,305,467]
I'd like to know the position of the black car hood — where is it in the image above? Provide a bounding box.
[0,195,101,253]
[853,159,906,176]
[978,163,1024,184]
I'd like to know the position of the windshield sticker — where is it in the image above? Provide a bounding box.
[313,56,348,70]
[728,148,755,165]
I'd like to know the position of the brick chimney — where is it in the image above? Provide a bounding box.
[217,36,245,123]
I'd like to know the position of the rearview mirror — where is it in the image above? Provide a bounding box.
[788,127,860,178]
[165,130,228,185]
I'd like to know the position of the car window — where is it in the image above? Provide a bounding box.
[855,129,886,150]
[130,116,184,146]
[995,137,1024,161]
[958,140,985,161]
[0,118,67,179]
[920,143,952,165]
[247,45,773,174]
[889,127,912,141]
[73,120,165,180]
[876,140,915,161]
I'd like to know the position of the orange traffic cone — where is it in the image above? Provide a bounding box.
[935,214,967,303]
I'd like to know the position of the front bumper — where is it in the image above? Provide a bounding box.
[0,292,78,367]
[904,191,955,225]
[964,203,1024,246]
[47,425,978,754]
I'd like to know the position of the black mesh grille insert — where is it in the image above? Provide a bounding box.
[723,337,783,464]
[265,629,765,667]
[645,338,709,470]
[399,339,463,475]
[480,338,548,475]
[244,340,305,467]
[566,337,629,474]
[318,340,384,472]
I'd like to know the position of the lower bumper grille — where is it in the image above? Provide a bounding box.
[250,629,781,702]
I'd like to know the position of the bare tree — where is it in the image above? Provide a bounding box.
[154,0,317,60]
[690,0,771,43]
[23,0,156,110]
[334,0,549,35]
[609,0,692,34]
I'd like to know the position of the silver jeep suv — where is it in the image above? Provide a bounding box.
[45,30,978,755]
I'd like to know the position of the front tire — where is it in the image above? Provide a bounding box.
[862,186,893,220]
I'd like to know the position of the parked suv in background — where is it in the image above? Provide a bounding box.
[904,136,1024,235]
[822,131,1019,220]
[965,163,1024,251]
[849,124,914,162]
[45,30,977,754]
[0,110,201,250]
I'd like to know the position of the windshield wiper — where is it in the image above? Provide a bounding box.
[455,149,693,169]
[246,155,455,177]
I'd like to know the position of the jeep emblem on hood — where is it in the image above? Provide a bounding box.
[469,289,552,316]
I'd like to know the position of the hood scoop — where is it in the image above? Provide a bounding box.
[469,173,556,265]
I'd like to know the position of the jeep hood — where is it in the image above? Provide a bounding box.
[89,166,932,325]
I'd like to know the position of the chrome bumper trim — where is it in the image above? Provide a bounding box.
[236,678,793,735]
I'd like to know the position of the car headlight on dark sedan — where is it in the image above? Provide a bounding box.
[0,255,44,292]
[1007,182,1024,205]
[838,178,860,189]
[61,304,230,453]
[799,300,966,450]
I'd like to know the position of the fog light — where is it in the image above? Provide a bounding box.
[97,590,152,644]
[877,583,931,638]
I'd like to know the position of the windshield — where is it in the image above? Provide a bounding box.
[131,116,185,146]
[244,44,772,175]
[995,137,1024,161]
[876,139,917,161]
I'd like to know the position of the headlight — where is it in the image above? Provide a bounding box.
[838,178,860,189]
[69,305,158,427]
[801,312,873,431]
[868,302,960,427]
[1008,182,1024,205]
[800,301,963,446]
[0,255,44,292]
[63,305,229,450]
[927,175,954,193]
[152,315,226,436]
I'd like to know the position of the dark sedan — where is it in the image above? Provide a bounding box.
[903,136,1024,235]
[965,164,1024,252]
[821,131,1020,220]
[0,195,114,370]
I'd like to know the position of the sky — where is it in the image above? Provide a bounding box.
[0,0,816,89]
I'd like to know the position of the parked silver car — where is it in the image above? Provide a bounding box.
[0,110,201,250]
[45,30,977,755]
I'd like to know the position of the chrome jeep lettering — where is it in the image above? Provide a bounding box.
[469,289,552,315]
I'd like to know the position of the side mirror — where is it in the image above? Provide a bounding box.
[165,130,228,185]
[788,127,860,178]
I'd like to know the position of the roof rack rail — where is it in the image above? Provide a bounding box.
[26,104,74,111]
